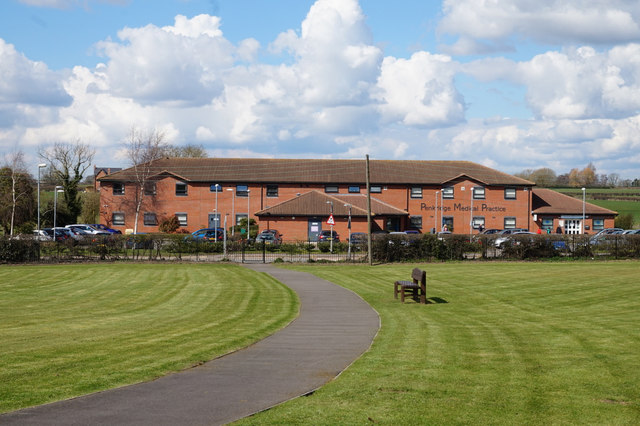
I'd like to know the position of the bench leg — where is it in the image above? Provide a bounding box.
[394,282,399,299]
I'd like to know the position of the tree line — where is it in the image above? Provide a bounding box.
[0,129,206,237]
[515,163,639,188]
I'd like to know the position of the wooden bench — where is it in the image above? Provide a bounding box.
[394,268,427,304]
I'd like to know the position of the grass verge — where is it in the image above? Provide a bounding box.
[0,263,298,413]
[240,261,640,425]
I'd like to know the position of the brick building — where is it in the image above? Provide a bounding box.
[97,158,616,240]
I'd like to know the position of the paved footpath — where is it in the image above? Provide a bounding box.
[1,264,380,426]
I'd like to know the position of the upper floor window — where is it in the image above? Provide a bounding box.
[113,183,124,195]
[505,188,517,200]
[348,186,360,193]
[210,184,222,192]
[144,181,156,196]
[266,185,278,197]
[175,182,188,196]
[442,187,454,199]
[410,187,422,199]
[370,185,382,193]
[473,186,485,200]
[236,184,249,197]
[325,185,339,193]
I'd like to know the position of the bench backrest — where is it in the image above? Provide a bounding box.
[411,268,426,285]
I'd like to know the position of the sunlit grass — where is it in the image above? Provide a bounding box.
[0,263,298,413]
[241,261,640,425]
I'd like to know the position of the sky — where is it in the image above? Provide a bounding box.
[1,0,640,180]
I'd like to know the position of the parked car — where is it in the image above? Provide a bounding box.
[497,228,529,236]
[91,224,122,234]
[479,228,502,235]
[495,231,536,248]
[53,227,80,241]
[41,228,70,242]
[66,224,110,236]
[190,228,225,241]
[255,229,282,244]
[347,232,367,244]
[32,229,52,241]
[318,230,339,242]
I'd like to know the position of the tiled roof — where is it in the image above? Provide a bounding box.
[256,191,408,217]
[98,157,533,186]
[532,188,617,216]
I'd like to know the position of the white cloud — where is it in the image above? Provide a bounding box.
[439,0,640,54]
[374,52,465,127]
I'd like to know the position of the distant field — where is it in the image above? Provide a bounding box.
[0,264,298,413]
[243,262,640,425]
[555,187,640,226]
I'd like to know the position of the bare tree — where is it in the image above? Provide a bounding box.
[1,150,34,236]
[39,140,95,223]
[125,128,168,234]
[164,143,208,158]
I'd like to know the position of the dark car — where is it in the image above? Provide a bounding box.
[190,228,225,241]
[318,230,339,242]
[348,232,367,244]
[256,229,283,244]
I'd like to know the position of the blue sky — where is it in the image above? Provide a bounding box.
[2,0,640,180]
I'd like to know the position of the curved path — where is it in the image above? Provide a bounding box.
[1,264,380,425]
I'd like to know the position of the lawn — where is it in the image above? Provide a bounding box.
[0,263,298,413]
[241,261,640,425]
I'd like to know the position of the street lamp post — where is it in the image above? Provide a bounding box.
[582,187,586,234]
[53,185,63,237]
[226,188,235,236]
[470,187,474,241]
[326,201,334,253]
[435,191,439,234]
[246,189,251,240]
[37,163,47,232]
[344,203,352,259]
[213,184,219,241]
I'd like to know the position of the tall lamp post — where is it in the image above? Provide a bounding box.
[470,187,474,241]
[326,201,334,253]
[226,188,235,236]
[344,203,352,259]
[53,185,63,235]
[582,187,586,234]
[435,190,439,234]
[246,189,251,240]
[213,183,220,240]
[37,163,47,232]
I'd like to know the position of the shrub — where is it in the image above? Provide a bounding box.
[159,216,180,233]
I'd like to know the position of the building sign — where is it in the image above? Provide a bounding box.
[420,203,507,213]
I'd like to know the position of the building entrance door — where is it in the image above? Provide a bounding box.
[564,219,582,234]
[308,218,321,242]
[208,213,220,229]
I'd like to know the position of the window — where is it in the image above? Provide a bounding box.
[593,218,604,231]
[348,185,360,193]
[113,183,124,195]
[442,187,454,199]
[504,217,516,229]
[210,184,222,192]
[236,185,249,197]
[175,182,188,196]
[409,215,423,229]
[175,213,188,227]
[325,185,338,193]
[542,218,553,233]
[472,216,485,229]
[235,214,248,226]
[370,185,382,193]
[144,212,157,226]
[505,188,516,200]
[473,186,485,200]
[266,185,278,197]
[410,186,423,199]
[144,181,156,196]
[112,212,125,226]
[442,217,454,232]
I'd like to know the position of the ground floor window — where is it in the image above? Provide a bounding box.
[504,217,516,229]
[593,218,604,231]
[442,216,454,232]
[144,212,157,226]
[542,218,554,233]
[112,212,125,226]
[176,212,188,227]
[472,216,485,230]
[409,215,422,229]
